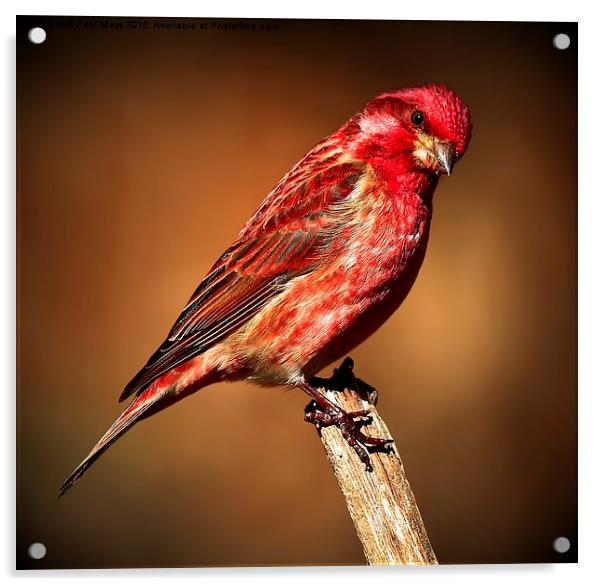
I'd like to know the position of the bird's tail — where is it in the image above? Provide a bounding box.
[59,382,175,498]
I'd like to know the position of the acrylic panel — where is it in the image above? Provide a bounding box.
[16,16,577,568]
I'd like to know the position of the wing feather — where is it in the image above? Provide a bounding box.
[119,152,364,402]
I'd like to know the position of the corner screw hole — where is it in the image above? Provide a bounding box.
[28,542,47,559]
[553,33,570,50]
[28,27,47,44]
[553,536,570,553]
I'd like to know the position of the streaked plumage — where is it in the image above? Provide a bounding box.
[60,84,472,494]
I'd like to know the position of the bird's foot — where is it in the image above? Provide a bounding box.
[310,356,379,405]
[304,400,393,472]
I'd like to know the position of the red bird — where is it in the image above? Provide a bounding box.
[60,84,472,495]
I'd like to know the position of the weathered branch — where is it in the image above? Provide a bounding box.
[314,385,437,566]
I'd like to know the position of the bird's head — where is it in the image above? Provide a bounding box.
[350,84,472,179]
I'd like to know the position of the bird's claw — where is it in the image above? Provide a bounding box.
[304,400,392,471]
[310,357,379,405]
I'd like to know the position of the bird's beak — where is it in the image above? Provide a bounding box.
[433,140,456,176]
[414,137,457,176]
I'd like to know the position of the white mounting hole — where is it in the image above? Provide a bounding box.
[553,33,570,50]
[28,542,47,559]
[28,27,47,45]
[553,536,570,553]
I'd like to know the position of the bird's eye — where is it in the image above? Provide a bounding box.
[410,110,425,126]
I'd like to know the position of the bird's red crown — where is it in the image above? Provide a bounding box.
[346,84,472,179]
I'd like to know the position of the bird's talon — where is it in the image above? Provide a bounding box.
[347,409,371,419]
[304,398,389,471]
[310,358,380,406]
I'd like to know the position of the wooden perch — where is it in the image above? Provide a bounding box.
[313,384,437,566]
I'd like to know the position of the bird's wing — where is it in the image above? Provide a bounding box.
[119,157,365,401]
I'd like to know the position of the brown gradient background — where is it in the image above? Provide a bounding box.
[16,17,577,568]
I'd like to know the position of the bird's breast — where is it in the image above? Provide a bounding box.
[230,184,433,384]
[340,183,432,285]
[293,193,432,379]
